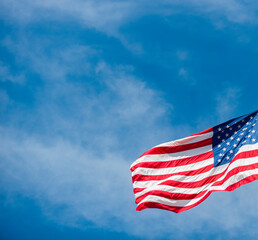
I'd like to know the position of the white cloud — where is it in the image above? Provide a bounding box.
[0,127,132,226]
[179,67,188,78]
[0,89,10,111]
[1,127,258,239]
[216,87,241,122]
[161,0,258,24]
[0,33,176,237]
[177,50,188,61]
[1,0,258,28]
[2,37,96,82]
[0,61,25,83]
[0,0,137,36]
[1,0,258,54]
[1,33,258,239]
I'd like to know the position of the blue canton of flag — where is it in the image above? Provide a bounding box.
[213,110,258,167]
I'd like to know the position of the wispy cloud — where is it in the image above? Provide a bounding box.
[1,2,258,239]
[0,0,136,35]
[1,32,258,239]
[216,87,242,122]
[0,89,10,111]
[0,61,25,83]
[1,0,258,53]
[177,50,188,61]
[0,32,175,237]
[178,67,188,78]
[1,125,258,239]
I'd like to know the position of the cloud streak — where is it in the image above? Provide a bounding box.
[0,61,25,83]
[1,0,258,50]
[0,31,258,239]
[216,87,242,122]
[1,2,258,239]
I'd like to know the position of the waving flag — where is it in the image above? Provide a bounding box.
[130,110,258,213]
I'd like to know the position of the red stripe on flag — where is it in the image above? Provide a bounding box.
[133,188,145,194]
[133,149,258,184]
[135,189,208,204]
[135,162,258,203]
[158,150,258,189]
[159,173,222,189]
[212,163,258,187]
[132,164,214,183]
[130,151,213,172]
[134,150,258,204]
[136,174,258,213]
[139,138,212,157]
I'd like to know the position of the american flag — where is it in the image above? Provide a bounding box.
[130,110,258,213]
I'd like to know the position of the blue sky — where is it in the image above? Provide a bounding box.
[0,1,258,239]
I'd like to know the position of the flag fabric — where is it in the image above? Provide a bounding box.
[130,110,258,213]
